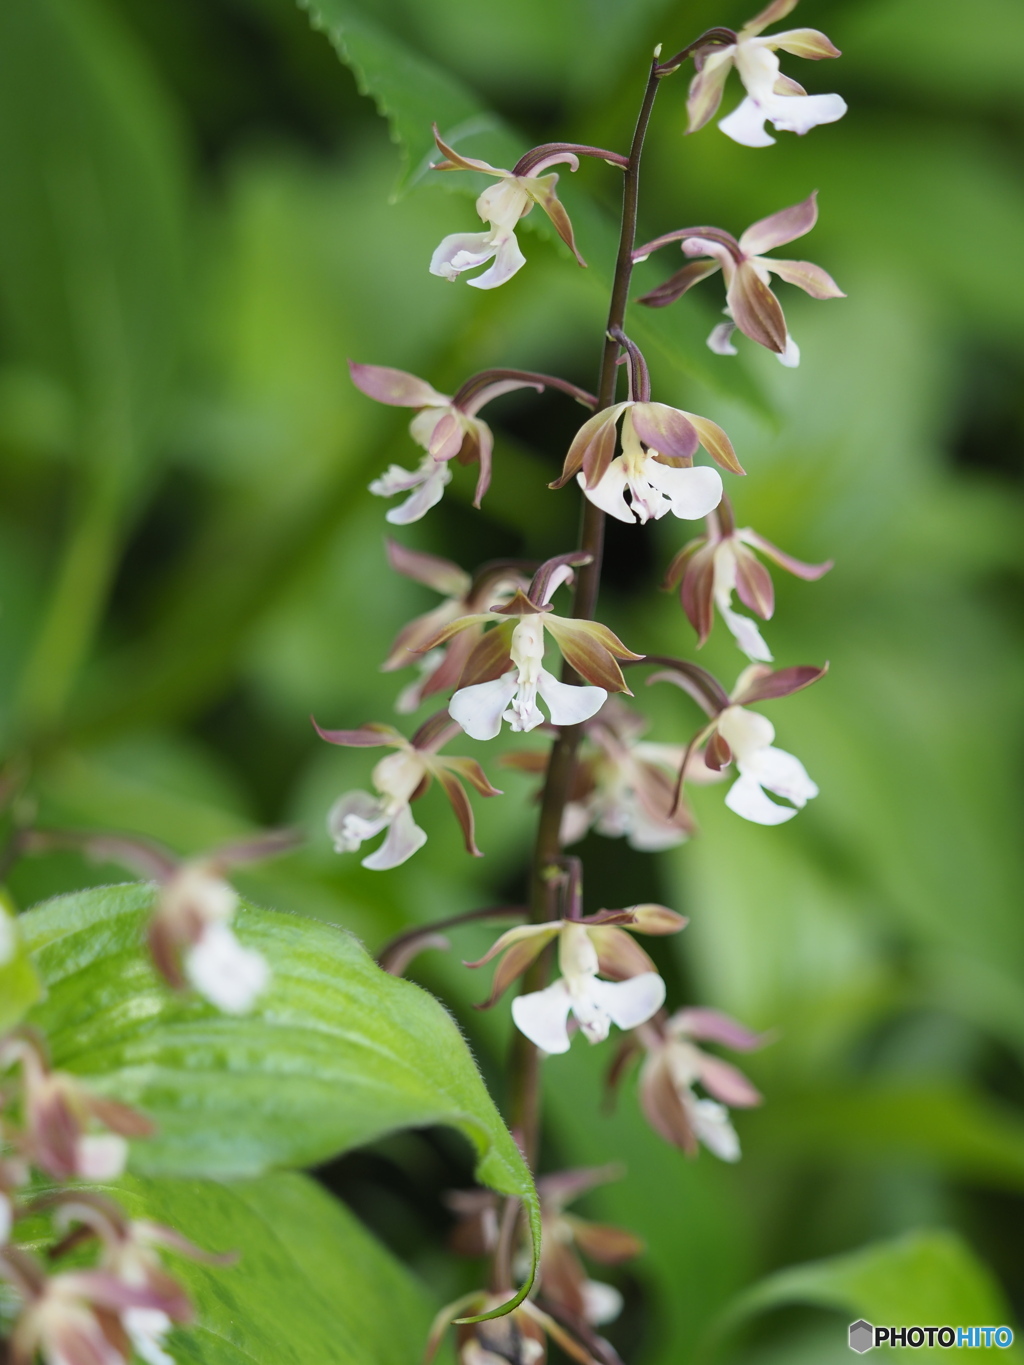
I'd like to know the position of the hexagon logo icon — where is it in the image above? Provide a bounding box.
[849,1320,874,1353]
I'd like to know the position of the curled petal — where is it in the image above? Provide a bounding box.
[434,768,483,857]
[553,405,629,489]
[476,936,554,1009]
[730,662,828,704]
[430,127,505,175]
[740,0,799,38]
[328,791,388,852]
[527,174,586,267]
[430,230,501,281]
[436,756,502,797]
[738,529,833,580]
[742,743,818,805]
[512,979,573,1054]
[707,321,739,355]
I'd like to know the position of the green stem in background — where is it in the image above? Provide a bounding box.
[508,57,664,1169]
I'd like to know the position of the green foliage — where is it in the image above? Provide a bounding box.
[112,1171,436,1365]
[0,892,42,1030]
[712,1229,1021,1361]
[20,884,541,1303]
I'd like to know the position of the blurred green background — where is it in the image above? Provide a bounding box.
[1,0,1022,1359]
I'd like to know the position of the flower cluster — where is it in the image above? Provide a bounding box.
[0,1028,220,1365]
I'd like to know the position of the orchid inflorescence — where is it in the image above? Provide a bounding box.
[323,2,845,1356]
[0,1027,228,1365]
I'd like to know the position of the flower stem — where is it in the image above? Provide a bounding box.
[507,57,664,1169]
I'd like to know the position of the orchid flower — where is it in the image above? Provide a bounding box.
[353,361,596,519]
[380,540,529,713]
[422,554,642,740]
[467,904,686,1055]
[553,399,737,525]
[427,1290,605,1365]
[665,499,832,661]
[650,659,826,825]
[632,1008,767,1161]
[0,1242,190,1365]
[636,192,845,366]
[428,129,590,289]
[505,699,701,851]
[0,1030,153,1183]
[316,712,501,870]
[684,0,846,147]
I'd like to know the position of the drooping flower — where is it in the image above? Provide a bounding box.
[353,361,596,519]
[685,0,846,147]
[426,553,642,741]
[631,1008,767,1160]
[380,541,529,713]
[650,660,826,826]
[552,400,740,526]
[0,1243,189,1365]
[468,905,686,1055]
[0,1029,154,1183]
[428,129,588,289]
[316,712,502,870]
[635,193,844,366]
[506,699,702,851]
[665,499,832,661]
[532,1166,644,1328]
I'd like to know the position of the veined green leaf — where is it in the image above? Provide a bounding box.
[20,884,540,1316]
[708,1229,1021,1362]
[298,0,520,196]
[110,1171,436,1365]
[0,891,42,1030]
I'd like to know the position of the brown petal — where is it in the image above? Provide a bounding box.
[738,192,818,255]
[551,406,627,490]
[731,662,828,705]
[685,414,745,476]
[471,421,494,507]
[475,934,554,1009]
[410,710,460,752]
[385,539,470,596]
[681,542,717,645]
[86,1094,156,1139]
[419,629,478,697]
[528,174,587,267]
[672,1007,767,1051]
[704,728,732,772]
[645,661,730,716]
[379,931,450,976]
[637,260,721,308]
[588,926,656,980]
[630,403,699,459]
[739,530,833,580]
[769,26,841,58]
[348,360,447,408]
[311,720,402,747]
[457,621,515,687]
[565,1217,645,1265]
[415,611,498,653]
[436,756,503,797]
[733,545,775,619]
[463,922,561,970]
[663,537,706,591]
[726,262,787,354]
[544,618,638,693]
[638,1054,698,1156]
[685,49,734,133]
[627,905,688,936]
[740,0,799,38]
[431,125,504,175]
[433,767,482,858]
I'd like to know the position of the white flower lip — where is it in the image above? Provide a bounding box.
[185,921,270,1015]
[717,703,818,825]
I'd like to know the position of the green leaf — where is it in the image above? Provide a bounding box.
[298,0,521,196]
[110,1171,436,1365]
[709,1230,1021,1362]
[0,892,42,1030]
[20,883,540,1315]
